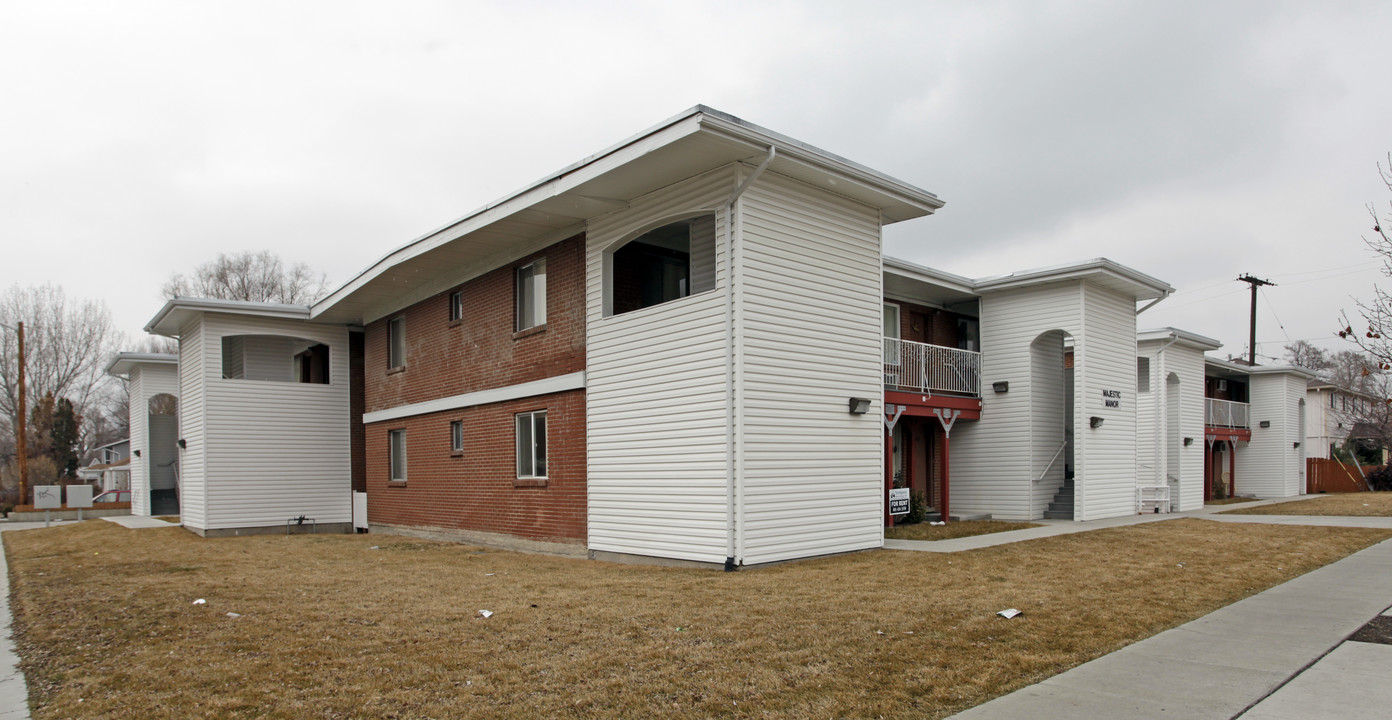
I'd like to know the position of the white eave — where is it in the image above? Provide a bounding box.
[974,258,1173,301]
[105,352,178,378]
[1138,327,1223,351]
[310,105,946,326]
[144,298,312,337]
[1204,356,1318,380]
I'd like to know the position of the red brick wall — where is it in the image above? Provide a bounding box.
[364,234,586,413]
[365,390,586,542]
[361,234,588,543]
[886,299,971,347]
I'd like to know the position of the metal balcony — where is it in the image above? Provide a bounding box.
[1205,398,1250,429]
[883,338,981,397]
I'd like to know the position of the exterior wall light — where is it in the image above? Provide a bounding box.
[1294,441,1301,449]
[1259,421,1271,428]
[133,449,141,457]
[177,439,187,449]
[1089,416,1104,429]
[992,381,1009,393]
[848,397,871,414]
[1183,437,1193,447]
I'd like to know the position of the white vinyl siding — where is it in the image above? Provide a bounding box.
[184,313,353,531]
[178,317,208,529]
[586,167,733,564]
[736,172,885,565]
[1243,372,1307,498]
[949,281,1139,521]
[1074,285,1139,520]
[1135,339,1206,511]
[950,283,1080,520]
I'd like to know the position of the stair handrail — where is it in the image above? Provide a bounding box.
[1037,439,1068,483]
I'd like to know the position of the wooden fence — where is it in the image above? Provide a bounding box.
[1306,457,1383,494]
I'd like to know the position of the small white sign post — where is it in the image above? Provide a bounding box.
[33,485,62,527]
[67,485,93,521]
[889,487,911,516]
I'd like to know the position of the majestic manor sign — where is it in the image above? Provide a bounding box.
[1102,389,1122,408]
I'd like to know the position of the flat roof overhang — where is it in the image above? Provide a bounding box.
[310,106,946,326]
[105,352,179,377]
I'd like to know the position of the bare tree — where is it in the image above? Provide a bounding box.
[1340,152,1392,375]
[163,250,328,305]
[0,285,121,442]
[1284,340,1333,374]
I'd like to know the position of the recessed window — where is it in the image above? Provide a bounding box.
[221,335,329,384]
[450,420,463,453]
[1137,357,1151,393]
[515,410,547,478]
[516,259,547,331]
[388,316,406,369]
[449,291,463,322]
[389,429,407,482]
[607,215,716,317]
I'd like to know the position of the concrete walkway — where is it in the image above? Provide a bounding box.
[0,523,43,720]
[883,497,1392,553]
[102,515,180,529]
[948,536,1392,719]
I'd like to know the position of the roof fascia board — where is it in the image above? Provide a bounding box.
[146,298,312,336]
[974,258,1172,299]
[695,111,944,214]
[1137,327,1222,351]
[105,352,179,377]
[882,256,978,296]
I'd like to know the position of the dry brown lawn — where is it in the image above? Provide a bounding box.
[885,520,1040,541]
[6,519,1390,720]
[1221,492,1392,516]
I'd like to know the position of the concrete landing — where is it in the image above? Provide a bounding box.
[103,515,181,529]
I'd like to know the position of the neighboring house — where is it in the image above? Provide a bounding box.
[1306,379,1384,460]
[1203,358,1314,500]
[127,106,1317,565]
[1135,328,1222,512]
[106,353,181,516]
[77,438,131,492]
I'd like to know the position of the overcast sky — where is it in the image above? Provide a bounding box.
[3,0,1389,363]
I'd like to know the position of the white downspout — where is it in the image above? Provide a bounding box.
[724,147,775,571]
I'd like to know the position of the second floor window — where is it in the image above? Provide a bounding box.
[389,429,407,481]
[517,259,547,331]
[449,291,463,322]
[388,316,405,369]
[450,420,463,453]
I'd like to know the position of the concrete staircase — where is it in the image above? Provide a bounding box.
[1044,478,1074,520]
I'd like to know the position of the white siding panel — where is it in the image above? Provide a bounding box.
[586,167,735,564]
[128,367,147,516]
[738,172,884,565]
[200,313,352,529]
[1243,373,1306,498]
[179,317,208,529]
[951,283,1081,520]
[1075,285,1138,521]
[1137,342,1208,512]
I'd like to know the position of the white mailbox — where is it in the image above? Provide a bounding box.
[33,485,62,509]
[67,485,93,509]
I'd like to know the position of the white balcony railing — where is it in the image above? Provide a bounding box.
[884,337,981,396]
[1206,398,1250,429]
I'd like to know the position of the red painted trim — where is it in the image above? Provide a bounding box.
[886,391,982,420]
[1204,427,1251,442]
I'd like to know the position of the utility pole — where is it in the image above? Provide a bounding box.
[1237,274,1275,366]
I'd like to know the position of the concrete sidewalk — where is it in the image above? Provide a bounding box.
[948,536,1392,719]
[0,524,37,720]
[884,497,1392,553]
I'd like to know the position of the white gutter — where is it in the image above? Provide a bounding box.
[724,147,775,571]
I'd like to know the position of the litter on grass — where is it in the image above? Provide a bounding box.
[192,598,206,605]
[226,612,241,618]
[930,521,946,526]
[997,608,1022,619]
[478,610,494,618]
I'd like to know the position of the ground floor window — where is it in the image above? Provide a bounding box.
[389,429,407,481]
[515,410,547,478]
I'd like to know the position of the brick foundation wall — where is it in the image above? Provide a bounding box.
[361,234,588,543]
[365,389,586,542]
